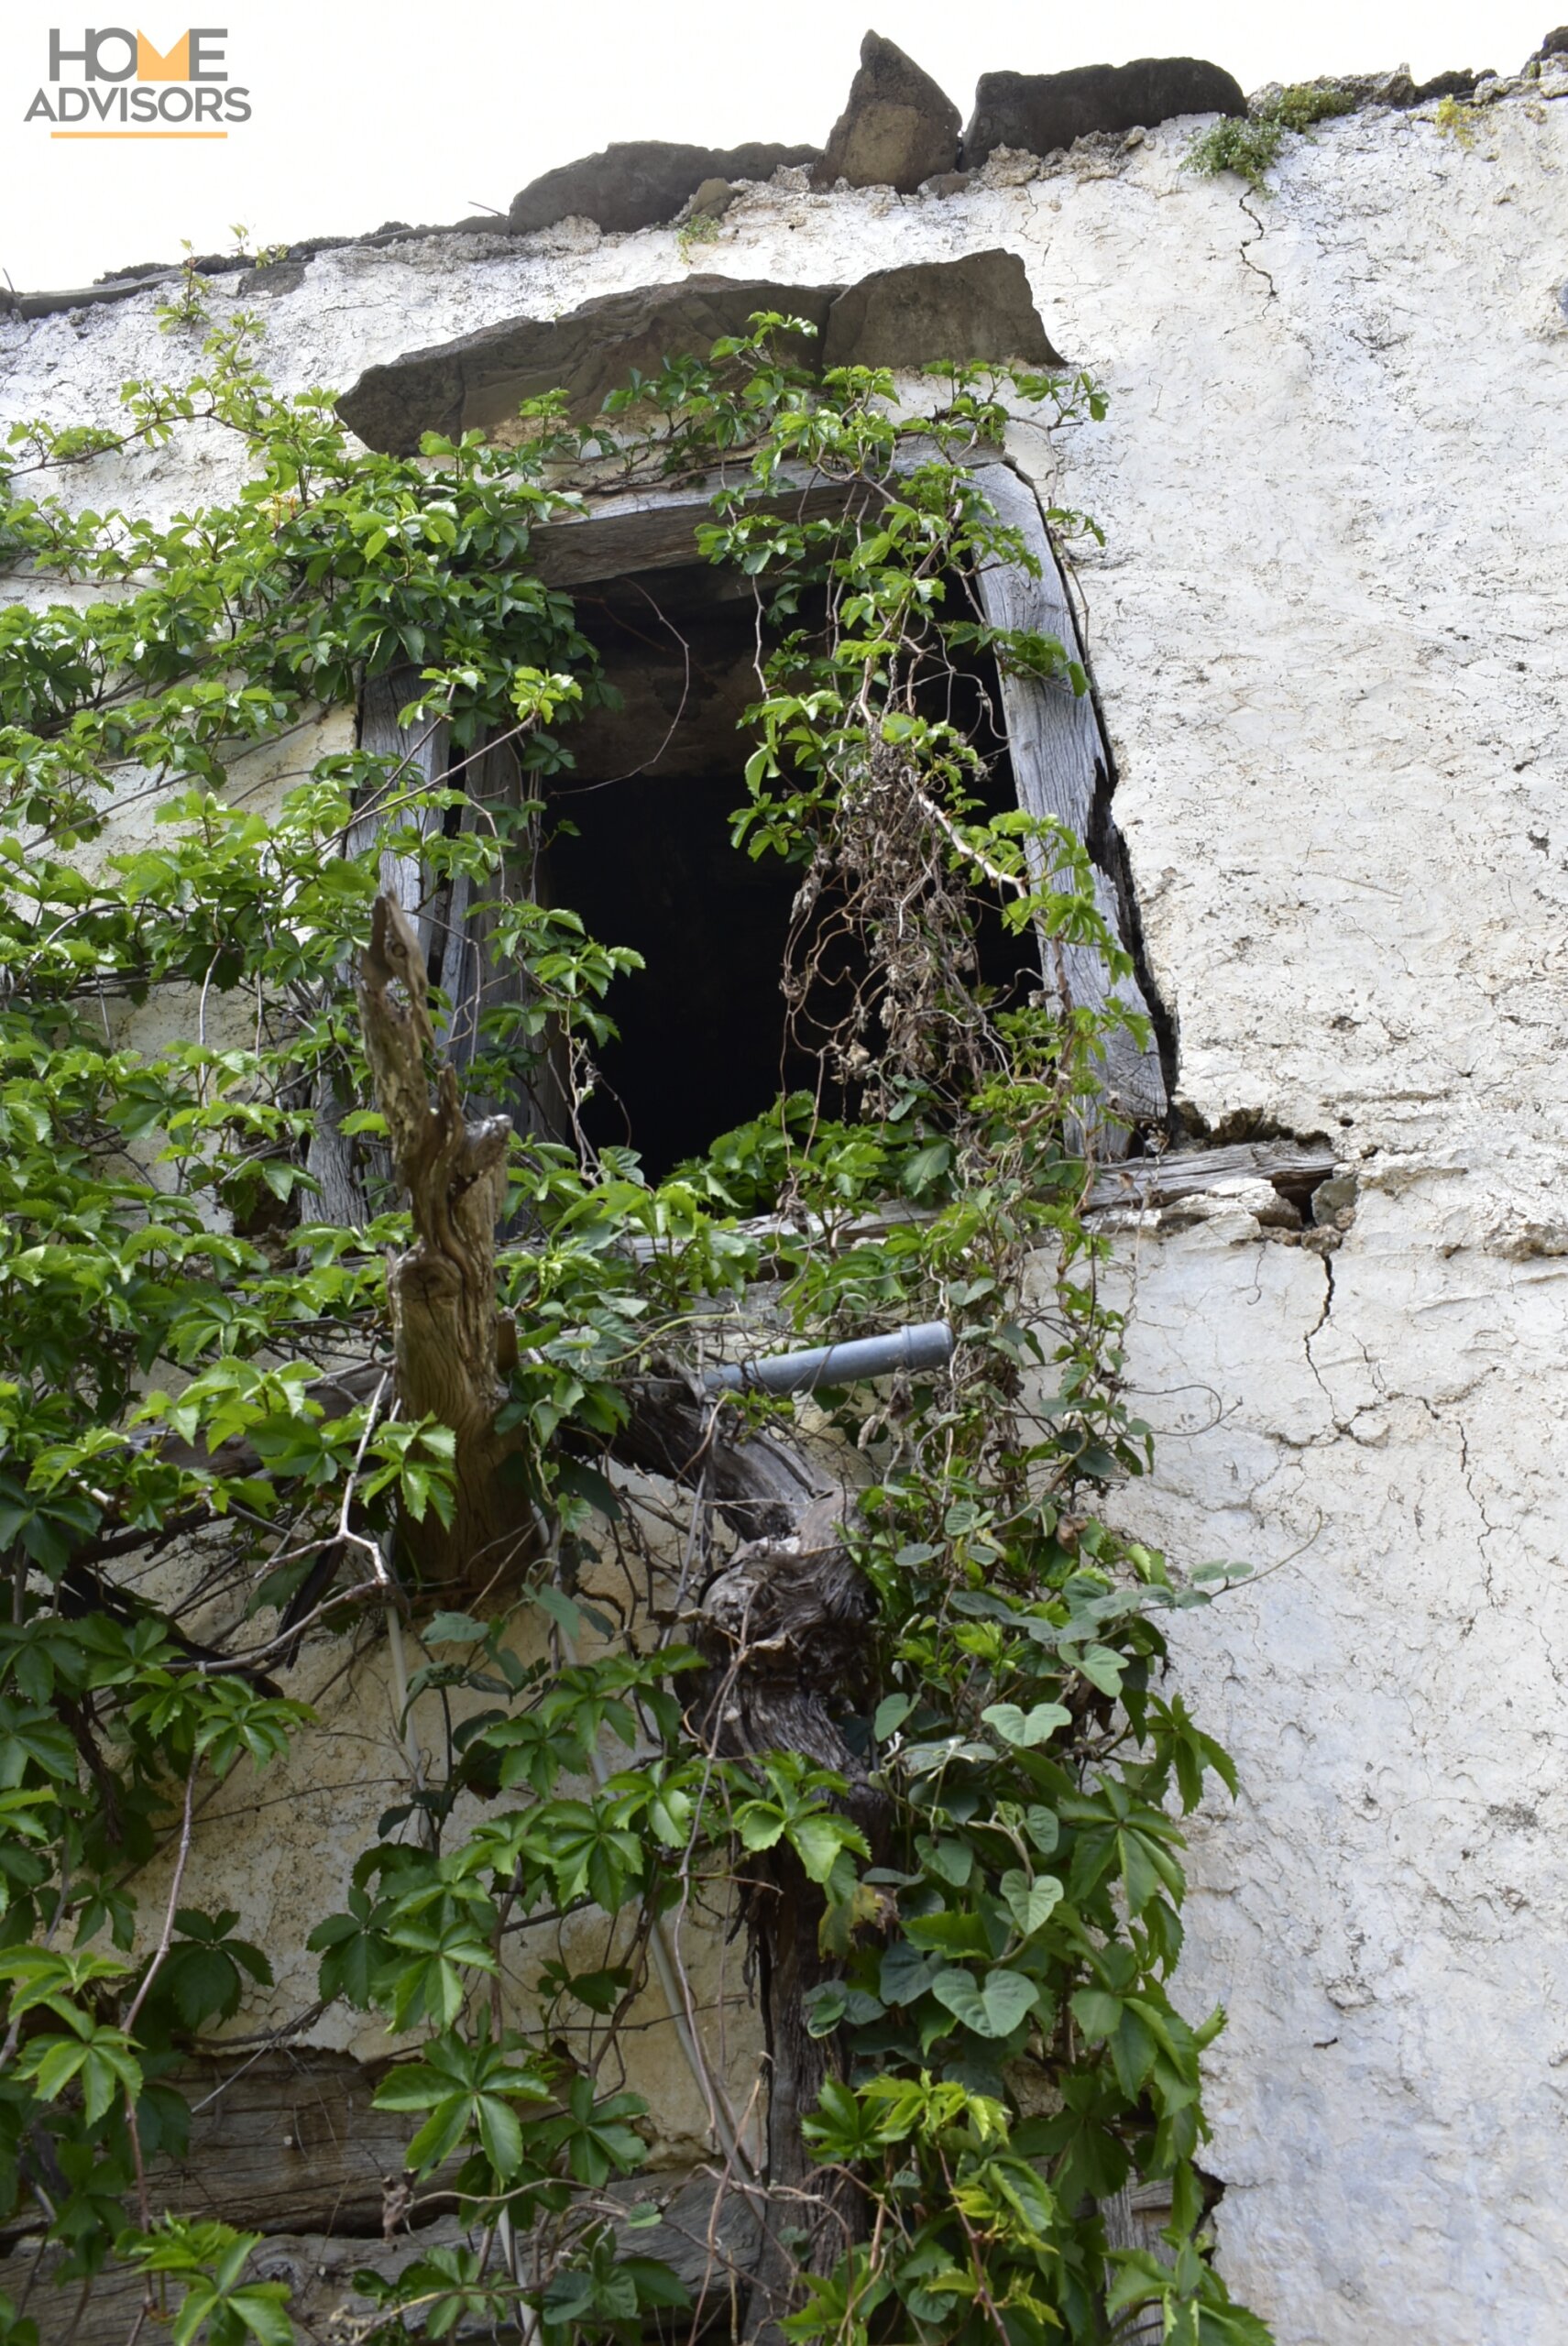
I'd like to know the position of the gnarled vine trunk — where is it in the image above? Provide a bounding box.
[357,892,534,1595]
[359,894,884,2330]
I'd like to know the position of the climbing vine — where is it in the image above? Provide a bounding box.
[0,295,1267,2344]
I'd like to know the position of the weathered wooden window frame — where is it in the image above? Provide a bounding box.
[328,461,1166,1200]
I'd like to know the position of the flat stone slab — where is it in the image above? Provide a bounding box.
[336,277,839,453]
[337,252,1061,453]
[822,249,1062,372]
[509,140,820,235]
[965,55,1245,165]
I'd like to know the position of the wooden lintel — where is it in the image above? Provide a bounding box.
[527,473,875,588]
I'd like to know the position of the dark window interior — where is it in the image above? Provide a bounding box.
[545,557,1037,1178]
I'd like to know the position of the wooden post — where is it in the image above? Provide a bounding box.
[969,464,1168,1151]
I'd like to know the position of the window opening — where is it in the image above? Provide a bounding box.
[543,557,1038,1179]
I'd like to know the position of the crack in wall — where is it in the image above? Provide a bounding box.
[1304,1247,1337,1416]
[1236,191,1278,301]
[1298,1247,1401,1450]
[1454,1416,1502,1612]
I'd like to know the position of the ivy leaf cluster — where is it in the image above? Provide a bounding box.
[0,305,1269,2344]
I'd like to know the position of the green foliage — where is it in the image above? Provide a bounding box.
[1185,83,1356,191]
[1434,93,1482,147]
[674,210,722,264]
[0,302,1267,2343]
[120,2219,294,2346]
[1269,82,1357,135]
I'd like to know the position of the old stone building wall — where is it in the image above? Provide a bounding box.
[3,48,1566,2341]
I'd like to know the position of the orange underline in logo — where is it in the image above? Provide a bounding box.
[49,130,229,140]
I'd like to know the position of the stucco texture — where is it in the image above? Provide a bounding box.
[4,65,1567,2340]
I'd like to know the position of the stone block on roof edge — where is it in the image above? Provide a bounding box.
[823,249,1063,371]
[964,56,1245,166]
[1409,68,1491,101]
[508,140,820,235]
[812,30,961,192]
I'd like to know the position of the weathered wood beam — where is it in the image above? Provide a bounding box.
[0,2050,409,2254]
[1086,1139,1337,1214]
[968,461,1168,1147]
[1,2166,760,2342]
[433,733,572,1146]
[623,1144,1339,1268]
[351,671,450,959]
[528,475,873,588]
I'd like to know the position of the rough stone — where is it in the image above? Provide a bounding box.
[337,251,1059,451]
[964,55,1245,166]
[336,276,839,452]
[247,261,309,300]
[93,259,170,284]
[1410,67,1490,102]
[921,168,974,197]
[821,247,1062,371]
[1310,62,1495,109]
[1343,63,1420,107]
[812,29,961,192]
[682,176,735,221]
[508,140,820,235]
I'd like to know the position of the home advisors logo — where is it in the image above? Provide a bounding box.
[26,28,251,136]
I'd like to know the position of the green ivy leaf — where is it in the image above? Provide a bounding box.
[929,1966,1038,2040]
[981,1701,1073,1748]
[1000,1870,1064,1936]
[872,1692,914,1740]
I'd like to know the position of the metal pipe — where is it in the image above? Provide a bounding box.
[703,1319,954,1396]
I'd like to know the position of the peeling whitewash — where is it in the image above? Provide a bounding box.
[4,66,1568,2341]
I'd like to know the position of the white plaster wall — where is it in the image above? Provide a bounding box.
[1034,80,1568,2346]
[5,70,1567,2340]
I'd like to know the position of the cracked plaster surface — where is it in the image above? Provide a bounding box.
[1033,79,1568,2346]
[1103,1189,1568,2341]
[3,73,1566,2337]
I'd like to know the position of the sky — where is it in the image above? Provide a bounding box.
[0,0,1552,291]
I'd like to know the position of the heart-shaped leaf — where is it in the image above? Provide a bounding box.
[1073,1647,1124,1697]
[804,1982,847,2037]
[1000,1869,1064,1935]
[930,1965,1038,2040]
[1025,1805,1060,1857]
[917,1833,973,1887]
[981,1701,1073,1748]
[1070,1986,1123,2040]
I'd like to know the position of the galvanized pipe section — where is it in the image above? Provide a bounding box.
[703,1319,954,1396]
